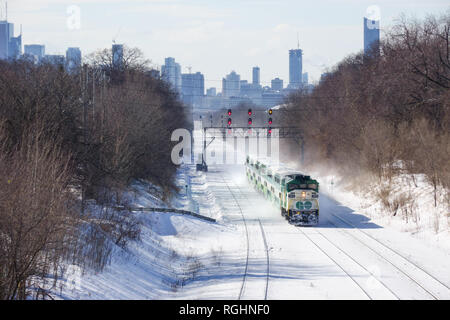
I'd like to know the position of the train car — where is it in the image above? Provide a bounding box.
[245,155,319,226]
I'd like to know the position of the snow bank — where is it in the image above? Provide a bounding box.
[53,165,242,300]
[307,167,450,251]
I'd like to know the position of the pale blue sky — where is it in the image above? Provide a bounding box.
[5,0,449,91]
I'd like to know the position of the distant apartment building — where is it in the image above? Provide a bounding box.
[302,72,308,86]
[262,89,284,107]
[271,77,283,91]
[319,72,331,84]
[240,80,248,87]
[288,49,303,89]
[148,69,160,79]
[162,57,182,93]
[24,44,45,63]
[206,87,216,96]
[66,47,82,73]
[252,66,260,85]
[42,54,65,66]
[222,71,241,98]
[181,72,204,107]
[364,17,380,55]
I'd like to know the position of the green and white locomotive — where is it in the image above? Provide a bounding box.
[245,155,319,226]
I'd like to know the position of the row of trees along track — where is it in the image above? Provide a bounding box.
[0,46,189,299]
[282,13,449,216]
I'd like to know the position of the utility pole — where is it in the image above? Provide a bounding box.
[81,64,89,215]
[92,69,95,123]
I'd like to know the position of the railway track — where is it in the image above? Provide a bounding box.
[325,211,450,300]
[220,174,250,300]
[298,226,400,299]
[296,226,374,299]
[221,174,270,300]
[258,219,270,300]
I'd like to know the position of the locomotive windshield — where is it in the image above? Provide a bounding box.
[286,174,319,191]
[287,182,318,192]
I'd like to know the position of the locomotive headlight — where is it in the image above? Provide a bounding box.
[301,191,306,198]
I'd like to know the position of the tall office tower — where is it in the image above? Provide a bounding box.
[222,71,241,97]
[181,71,205,106]
[24,44,45,63]
[0,20,13,59]
[364,17,380,55]
[8,33,21,59]
[302,72,308,85]
[112,44,124,69]
[0,19,22,60]
[271,77,283,91]
[161,57,182,93]
[252,66,260,85]
[289,49,303,89]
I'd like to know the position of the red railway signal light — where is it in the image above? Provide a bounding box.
[227,118,232,126]
[268,117,273,125]
[248,108,252,116]
[227,109,232,116]
[248,118,252,125]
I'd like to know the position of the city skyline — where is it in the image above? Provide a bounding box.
[4,0,448,91]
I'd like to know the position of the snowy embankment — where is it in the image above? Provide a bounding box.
[54,165,237,300]
[309,168,450,251]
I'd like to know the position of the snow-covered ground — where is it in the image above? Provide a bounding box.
[53,128,450,300]
[55,162,450,300]
[309,169,450,253]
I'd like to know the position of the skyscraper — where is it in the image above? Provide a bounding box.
[364,17,380,55]
[24,44,45,63]
[222,71,241,98]
[0,21,13,59]
[252,66,260,86]
[0,20,21,60]
[181,71,204,106]
[8,33,21,59]
[162,57,182,93]
[66,47,82,73]
[288,49,303,89]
